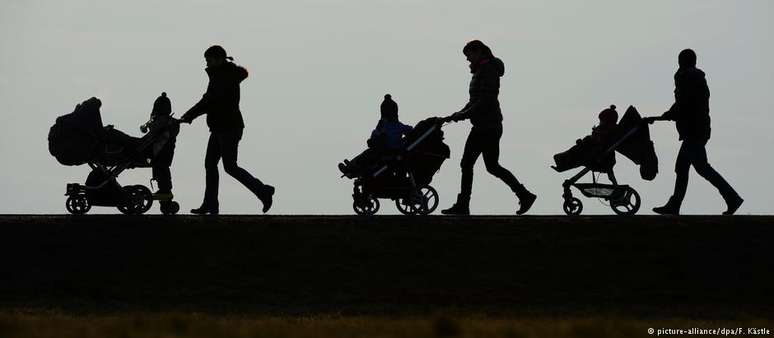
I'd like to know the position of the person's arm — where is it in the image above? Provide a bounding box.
[180,91,209,124]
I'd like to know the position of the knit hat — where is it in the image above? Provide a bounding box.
[151,92,171,117]
[380,94,398,121]
[598,105,618,126]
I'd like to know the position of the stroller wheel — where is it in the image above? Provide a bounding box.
[353,195,380,216]
[610,187,641,216]
[417,186,439,215]
[65,195,91,215]
[563,197,583,216]
[160,201,180,215]
[118,185,154,215]
[396,197,422,215]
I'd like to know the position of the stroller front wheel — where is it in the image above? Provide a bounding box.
[66,195,91,215]
[563,197,583,216]
[353,195,380,216]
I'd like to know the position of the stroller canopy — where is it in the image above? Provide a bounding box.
[616,106,658,181]
[48,97,106,166]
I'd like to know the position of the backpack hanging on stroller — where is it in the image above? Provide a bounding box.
[552,106,658,215]
[340,117,450,215]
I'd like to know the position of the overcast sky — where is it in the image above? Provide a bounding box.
[1,0,771,215]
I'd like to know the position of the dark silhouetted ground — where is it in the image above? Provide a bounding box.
[0,215,772,337]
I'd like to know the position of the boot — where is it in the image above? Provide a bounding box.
[258,184,275,213]
[442,194,470,215]
[653,197,680,215]
[191,204,218,215]
[516,187,537,215]
[722,194,744,215]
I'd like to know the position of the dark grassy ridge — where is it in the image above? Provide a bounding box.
[0,215,772,318]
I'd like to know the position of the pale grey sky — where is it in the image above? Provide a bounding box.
[1,0,771,215]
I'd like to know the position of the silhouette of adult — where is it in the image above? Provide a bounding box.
[645,49,743,215]
[180,45,274,215]
[442,40,536,215]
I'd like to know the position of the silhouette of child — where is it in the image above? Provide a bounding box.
[339,94,413,177]
[583,105,619,184]
[140,92,179,200]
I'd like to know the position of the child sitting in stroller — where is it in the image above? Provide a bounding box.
[554,105,620,184]
[338,94,413,178]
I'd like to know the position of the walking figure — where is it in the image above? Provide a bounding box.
[181,45,275,215]
[442,40,536,215]
[645,49,743,215]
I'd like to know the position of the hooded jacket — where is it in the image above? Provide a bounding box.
[182,62,248,131]
[455,57,505,127]
[661,67,711,141]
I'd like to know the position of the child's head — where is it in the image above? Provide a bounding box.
[598,105,618,126]
[380,94,398,122]
[151,92,172,117]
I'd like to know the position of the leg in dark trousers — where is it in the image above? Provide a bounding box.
[460,125,524,198]
[444,124,535,215]
[152,142,175,194]
[202,129,269,210]
[152,166,172,193]
[667,139,740,211]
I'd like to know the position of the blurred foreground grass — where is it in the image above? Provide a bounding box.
[2,312,772,338]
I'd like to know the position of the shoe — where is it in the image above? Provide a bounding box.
[722,196,744,215]
[441,203,469,215]
[652,204,679,215]
[516,191,537,215]
[441,194,470,215]
[190,205,218,215]
[259,185,275,213]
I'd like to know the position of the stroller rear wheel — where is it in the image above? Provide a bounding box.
[65,195,91,215]
[418,185,439,215]
[118,185,154,215]
[353,195,380,216]
[397,185,439,216]
[563,197,583,216]
[610,187,641,215]
[396,198,422,215]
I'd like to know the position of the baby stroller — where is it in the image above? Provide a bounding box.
[552,106,658,215]
[48,96,181,215]
[341,117,450,215]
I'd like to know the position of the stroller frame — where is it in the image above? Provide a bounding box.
[559,123,644,216]
[64,119,180,215]
[351,121,445,216]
